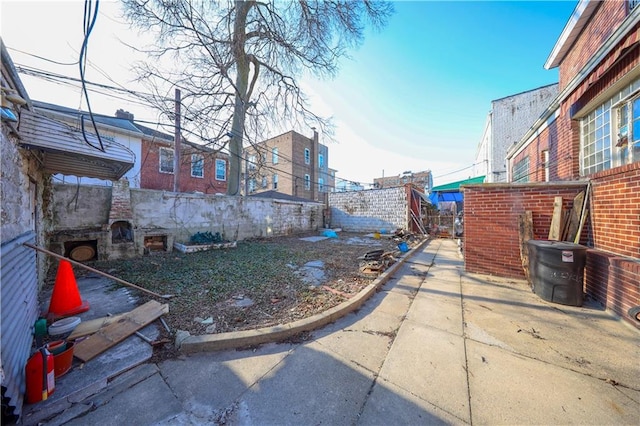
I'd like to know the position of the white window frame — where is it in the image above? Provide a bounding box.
[272,147,279,164]
[248,154,256,170]
[248,178,256,193]
[542,150,550,182]
[215,158,227,181]
[191,154,204,178]
[304,174,311,190]
[304,148,310,164]
[613,93,640,167]
[261,176,267,188]
[318,177,324,192]
[272,173,278,189]
[159,147,174,174]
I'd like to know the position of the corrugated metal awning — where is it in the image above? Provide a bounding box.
[17,109,135,180]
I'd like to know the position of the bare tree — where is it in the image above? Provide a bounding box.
[121,0,393,195]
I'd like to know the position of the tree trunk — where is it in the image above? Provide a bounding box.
[227,0,252,196]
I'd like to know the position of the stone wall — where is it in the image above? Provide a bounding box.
[329,187,408,232]
[49,183,323,259]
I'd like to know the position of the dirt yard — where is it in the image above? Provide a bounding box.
[54,231,422,360]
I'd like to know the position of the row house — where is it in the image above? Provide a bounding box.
[244,129,334,204]
[114,110,229,195]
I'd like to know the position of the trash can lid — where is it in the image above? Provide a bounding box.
[526,240,587,250]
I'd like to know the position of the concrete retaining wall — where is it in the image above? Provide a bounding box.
[50,184,323,258]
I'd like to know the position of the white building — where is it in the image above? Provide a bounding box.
[474,84,559,183]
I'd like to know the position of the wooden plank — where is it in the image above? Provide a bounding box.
[560,209,571,241]
[574,183,591,244]
[565,191,585,242]
[518,211,534,286]
[73,300,169,362]
[68,312,127,340]
[548,196,563,241]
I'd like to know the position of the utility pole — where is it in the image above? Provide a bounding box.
[173,88,181,193]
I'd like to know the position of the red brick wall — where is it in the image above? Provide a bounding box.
[586,250,640,329]
[589,162,640,258]
[464,181,639,328]
[558,1,627,90]
[140,139,228,194]
[463,183,587,278]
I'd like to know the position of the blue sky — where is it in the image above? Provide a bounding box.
[1,0,578,187]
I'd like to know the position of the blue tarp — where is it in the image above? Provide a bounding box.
[428,191,463,205]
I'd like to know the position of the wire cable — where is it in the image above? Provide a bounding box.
[79,0,105,152]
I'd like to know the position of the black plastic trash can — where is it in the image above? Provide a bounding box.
[526,240,587,307]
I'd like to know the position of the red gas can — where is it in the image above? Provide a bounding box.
[25,348,55,404]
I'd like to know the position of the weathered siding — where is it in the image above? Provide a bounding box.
[329,187,408,232]
[1,233,38,418]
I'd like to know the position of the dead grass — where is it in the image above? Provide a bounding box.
[87,231,418,338]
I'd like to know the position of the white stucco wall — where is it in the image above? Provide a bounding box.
[479,84,559,183]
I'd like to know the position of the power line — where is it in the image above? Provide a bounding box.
[6,46,79,66]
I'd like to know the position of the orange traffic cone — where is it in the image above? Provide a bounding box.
[47,260,90,319]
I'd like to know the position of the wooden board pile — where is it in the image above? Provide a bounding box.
[518,184,591,285]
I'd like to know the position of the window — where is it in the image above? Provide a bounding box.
[272,147,279,164]
[513,157,529,182]
[630,0,639,12]
[304,174,311,190]
[261,176,267,188]
[304,148,310,164]
[248,178,256,193]
[191,154,204,178]
[614,94,640,167]
[215,159,227,181]
[542,150,550,182]
[159,147,174,173]
[581,102,612,175]
[272,174,278,189]
[319,153,324,168]
[580,77,640,175]
[248,154,256,170]
[318,177,324,192]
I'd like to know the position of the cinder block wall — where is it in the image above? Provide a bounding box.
[329,187,408,232]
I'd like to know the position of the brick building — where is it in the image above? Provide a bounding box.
[465,0,639,327]
[244,129,334,203]
[373,169,433,192]
[131,115,229,194]
[474,84,559,183]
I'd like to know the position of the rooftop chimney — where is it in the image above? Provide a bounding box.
[115,109,134,121]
